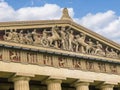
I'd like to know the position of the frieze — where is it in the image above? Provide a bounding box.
[0,25,119,60]
[0,48,119,74]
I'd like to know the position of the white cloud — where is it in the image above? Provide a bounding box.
[0,1,119,44]
[0,1,73,21]
[0,0,4,2]
[75,11,120,44]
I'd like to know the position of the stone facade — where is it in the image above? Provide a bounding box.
[0,8,120,90]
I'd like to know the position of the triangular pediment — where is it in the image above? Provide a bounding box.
[0,20,120,62]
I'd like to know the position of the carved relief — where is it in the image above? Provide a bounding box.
[109,64,117,73]
[27,52,37,63]
[43,55,53,66]
[86,61,94,71]
[58,56,67,67]
[72,58,81,69]
[0,48,2,60]
[9,50,20,62]
[98,62,106,72]
[105,46,119,58]
[0,47,119,74]
[1,25,120,59]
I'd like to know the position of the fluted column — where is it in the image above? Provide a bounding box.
[12,76,30,90]
[100,84,114,90]
[75,82,89,90]
[46,79,62,90]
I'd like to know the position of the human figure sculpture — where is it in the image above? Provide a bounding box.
[60,26,67,50]
[110,49,118,58]
[12,29,19,43]
[86,39,94,54]
[67,28,74,51]
[94,41,105,56]
[25,31,33,44]
[18,30,25,44]
[41,29,49,47]
[75,33,89,53]
[32,29,41,44]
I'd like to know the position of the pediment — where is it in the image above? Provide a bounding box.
[0,20,120,62]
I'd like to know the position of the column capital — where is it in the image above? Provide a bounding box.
[73,79,93,87]
[48,76,66,80]
[100,84,114,89]
[73,79,92,90]
[46,79,62,85]
[9,72,35,82]
[98,82,117,89]
[74,82,90,87]
[15,72,35,77]
[77,79,94,83]
[44,75,66,84]
[12,76,30,82]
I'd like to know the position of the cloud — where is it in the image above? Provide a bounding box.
[0,1,119,44]
[0,0,4,2]
[0,1,74,21]
[75,11,120,44]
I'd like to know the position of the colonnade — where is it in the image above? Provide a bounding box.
[10,73,117,90]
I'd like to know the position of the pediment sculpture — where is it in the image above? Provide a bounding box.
[1,25,120,59]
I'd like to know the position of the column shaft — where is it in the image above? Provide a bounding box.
[46,79,62,90]
[75,82,89,90]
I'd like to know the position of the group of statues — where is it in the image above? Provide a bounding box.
[3,26,120,59]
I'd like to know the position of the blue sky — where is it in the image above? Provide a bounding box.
[5,0,120,18]
[0,0,120,43]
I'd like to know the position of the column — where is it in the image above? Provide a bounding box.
[46,79,62,90]
[75,82,89,90]
[12,76,30,90]
[100,84,114,90]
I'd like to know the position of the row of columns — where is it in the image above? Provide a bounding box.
[11,73,116,90]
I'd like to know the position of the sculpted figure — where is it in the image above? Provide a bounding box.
[67,28,74,51]
[12,29,19,43]
[18,30,25,44]
[75,33,88,53]
[47,26,61,48]
[86,39,95,54]
[41,29,49,47]
[59,57,65,67]
[94,41,105,56]
[105,46,110,57]
[72,36,79,52]
[3,32,7,40]
[24,31,33,44]
[4,29,13,41]
[32,29,38,40]
[110,49,118,58]
[59,26,67,50]
[32,29,41,44]
[10,50,20,61]
[0,49,2,60]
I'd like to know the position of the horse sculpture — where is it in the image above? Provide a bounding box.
[47,26,61,48]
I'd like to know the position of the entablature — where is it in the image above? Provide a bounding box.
[0,20,119,61]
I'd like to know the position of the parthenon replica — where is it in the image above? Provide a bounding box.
[0,8,120,90]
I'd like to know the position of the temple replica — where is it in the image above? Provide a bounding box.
[0,8,120,90]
